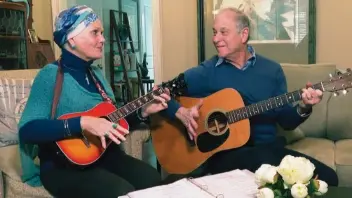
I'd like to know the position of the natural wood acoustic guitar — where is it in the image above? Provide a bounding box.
[151,70,352,174]
[56,74,186,166]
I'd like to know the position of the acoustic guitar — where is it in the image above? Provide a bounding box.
[151,69,352,174]
[56,74,186,166]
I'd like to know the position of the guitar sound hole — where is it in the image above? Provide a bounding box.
[207,111,228,135]
[197,111,230,153]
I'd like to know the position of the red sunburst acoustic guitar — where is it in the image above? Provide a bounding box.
[56,74,186,166]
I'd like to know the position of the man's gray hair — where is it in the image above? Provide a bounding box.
[217,7,251,42]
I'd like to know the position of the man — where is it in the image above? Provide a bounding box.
[162,7,338,186]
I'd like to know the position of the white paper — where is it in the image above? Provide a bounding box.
[119,169,258,198]
[191,169,258,197]
[119,179,212,198]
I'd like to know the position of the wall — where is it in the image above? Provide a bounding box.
[155,0,198,83]
[32,0,352,82]
[316,1,352,69]
[155,0,351,83]
[32,0,53,45]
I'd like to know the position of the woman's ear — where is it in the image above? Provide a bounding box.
[67,38,76,50]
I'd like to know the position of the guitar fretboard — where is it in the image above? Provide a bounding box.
[106,88,166,123]
[226,83,323,123]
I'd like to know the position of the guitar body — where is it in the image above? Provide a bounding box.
[151,88,250,174]
[57,102,129,166]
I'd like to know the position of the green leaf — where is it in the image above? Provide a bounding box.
[274,189,282,196]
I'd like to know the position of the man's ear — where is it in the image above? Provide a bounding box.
[241,27,249,43]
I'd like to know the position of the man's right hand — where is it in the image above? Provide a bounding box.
[175,100,203,140]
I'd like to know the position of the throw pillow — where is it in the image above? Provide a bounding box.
[0,78,33,147]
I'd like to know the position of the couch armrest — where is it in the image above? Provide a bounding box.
[121,127,150,160]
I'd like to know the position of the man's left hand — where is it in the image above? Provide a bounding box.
[141,86,171,117]
[301,82,323,108]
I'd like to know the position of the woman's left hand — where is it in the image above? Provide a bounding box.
[141,87,171,117]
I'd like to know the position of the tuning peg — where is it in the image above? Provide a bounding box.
[347,68,351,72]
[333,92,339,97]
[343,89,348,95]
[337,71,342,75]
[329,73,333,78]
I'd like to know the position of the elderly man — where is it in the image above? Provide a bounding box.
[162,7,338,186]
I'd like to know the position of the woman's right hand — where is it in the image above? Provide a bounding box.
[80,116,129,149]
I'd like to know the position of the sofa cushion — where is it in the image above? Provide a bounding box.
[326,91,352,140]
[335,140,352,186]
[335,140,352,165]
[280,63,337,138]
[0,145,22,181]
[281,63,337,91]
[4,174,52,198]
[286,137,335,170]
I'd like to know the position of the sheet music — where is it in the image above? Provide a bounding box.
[118,169,258,198]
[119,178,213,198]
[191,169,258,197]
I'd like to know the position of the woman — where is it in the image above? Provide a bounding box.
[18,5,170,198]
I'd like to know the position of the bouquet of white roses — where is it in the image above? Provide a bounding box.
[255,155,328,198]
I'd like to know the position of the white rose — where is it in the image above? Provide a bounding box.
[314,180,328,196]
[256,187,274,198]
[255,164,278,186]
[291,183,308,198]
[277,155,315,185]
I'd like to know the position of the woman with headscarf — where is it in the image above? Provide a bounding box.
[18,5,170,198]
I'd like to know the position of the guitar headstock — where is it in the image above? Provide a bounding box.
[160,73,187,97]
[322,68,352,96]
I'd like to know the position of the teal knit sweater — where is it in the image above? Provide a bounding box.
[18,62,115,187]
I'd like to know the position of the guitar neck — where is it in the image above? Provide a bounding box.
[226,82,324,123]
[107,88,166,123]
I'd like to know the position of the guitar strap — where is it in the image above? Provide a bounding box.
[51,59,64,119]
[87,67,114,104]
[50,61,114,119]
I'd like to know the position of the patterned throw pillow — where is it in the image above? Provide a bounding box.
[0,78,33,147]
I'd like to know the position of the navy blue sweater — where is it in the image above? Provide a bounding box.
[165,55,310,145]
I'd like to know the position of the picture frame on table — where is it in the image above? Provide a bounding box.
[27,28,38,43]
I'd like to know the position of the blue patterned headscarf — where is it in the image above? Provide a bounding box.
[53,5,99,47]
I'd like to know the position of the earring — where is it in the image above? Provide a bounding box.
[71,44,76,50]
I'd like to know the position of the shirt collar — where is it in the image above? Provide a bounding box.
[215,45,257,69]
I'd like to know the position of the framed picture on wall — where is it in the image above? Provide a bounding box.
[197,0,316,64]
